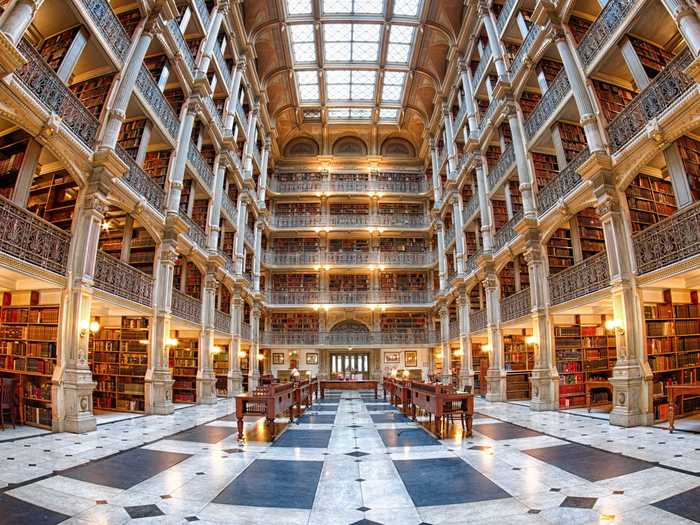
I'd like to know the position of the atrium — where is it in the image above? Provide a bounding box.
[0,0,699,523]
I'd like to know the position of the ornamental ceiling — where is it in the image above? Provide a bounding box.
[242,0,464,159]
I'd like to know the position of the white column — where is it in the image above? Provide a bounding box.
[661,0,700,55]
[475,157,493,252]
[443,108,457,175]
[197,271,218,404]
[228,293,243,395]
[430,139,442,204]
[243,105,259,177]
[120,214,134,262]
[253,221,263,291]
[248,305,261,390]
[457,287,474,391]
[11,138,41,206]
[257,137,271,205]
[480,3,508,77]
[439,306,451,384]
[484,272,506,401]
[234,195,249,274]
[451,195,466,273]
[207,153,226,251]
[166,103,197,213]
[195,6,225,77]
[436,220,447,291]
[55,27,88,82]
[504,102,537,218]
[458,58,479,137]
[1,0,41,44]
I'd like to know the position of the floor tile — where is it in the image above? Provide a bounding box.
[370,413,410,424]
[653,485,700,522]
[314,405,338,412]
[124,504,165,519]
[296,414,336,424]
[0,494,69,525]
[213,459,322,509]
[378,428,439,448]
[394,457,511,507]
[473,422,543,440]
[271,429,332,448]
[559,496,597,509]
[169,425,238,444]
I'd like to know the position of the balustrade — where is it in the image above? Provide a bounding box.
[325,251,371,265]
[187,142,214,190]
[236,103,249,132]
[378,251,435,266]
[136,67,180,140]
[487,144,515,191]
[577,0,636,68]
[524,69,570,140]
[215,310,231,333]
[219,250,235,274]
[116,147,166,212]
[264,289,434,305]
[548,251,610,306]
[329,214,370,227]
[79,0,130,61]
[464,249,482,275]
[270,176,427,195]
[634,200,700,275]
[203,96,224,131]
[608,49,694,153]
[492,210,522,254]
[462,195,480,224]
[470,308,487,331]
[213,44,232,87]
[377,290,433,304]
[0,196,70,275]
[448,322,459,340]
[180,212,208,251]
[472,45,492,90]
[240,321,251,340]
[271,214,429,229]
[194,0,211,28]
[266,291,323,304]
[478,98,498,136]
[244,228,255,247]
[444,228,456,247]
[221,194,237,222]
[509,25,540,76]
[264,251,322,266]
[496,0,517,33]
[536,147,589,216]
[501,287,531,322]
[167,20,196,75]
[172,289,202,324]
[260,330,437,346]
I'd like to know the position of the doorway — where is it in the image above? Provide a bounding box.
[330,352,370,379]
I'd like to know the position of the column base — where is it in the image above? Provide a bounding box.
[248,371,260,392]
[227,370,244,397]
[530,368,560,411]
[458,371,475,393]
[196,373,218,405]
[609,362,654,427]
[485,368,507,402]
[54,367,96,433]
[145,369,175,416]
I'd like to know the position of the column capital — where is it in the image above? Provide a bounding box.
[236,56,248,69]
[545,22,568,44]
[143,12,162,37]
[458,56,469,73]
[438,305,449,318]
[483,274,498,291]
[263,136,272,149]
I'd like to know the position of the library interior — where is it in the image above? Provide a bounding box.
[1,0,700,523]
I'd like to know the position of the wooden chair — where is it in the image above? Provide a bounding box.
[0,378,17,430]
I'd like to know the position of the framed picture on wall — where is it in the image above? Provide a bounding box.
[384,351,400,364]
[404,351,417,368]
[272,353,284,365]
[306,353,318,365]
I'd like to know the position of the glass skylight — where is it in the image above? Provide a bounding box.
[323,23,382,63]
[379,108,399,121]
[386,25,414,64]
[393,0,420,16]
[322,0,383,14]
[326,70,377,101]
[303,109,322,121]
[289,24,316,63]
[328,107,373,120]
[381,71,406,103]
[297,70,320,102]
[286,0,313,15]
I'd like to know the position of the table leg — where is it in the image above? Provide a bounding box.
[669,396,675,433]
[586,388,591,413]
[374,386,378,400]
[236,416,244,440]
[268,417,276,439]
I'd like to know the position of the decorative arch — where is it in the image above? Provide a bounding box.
[329,320,370,333]
[381,137,416,157]
[284,136,319,156]
[333,136,368,156]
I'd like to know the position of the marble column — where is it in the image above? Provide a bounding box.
[429,139,442,204]
[257,137,271,205]
[234,195,249,274]
[439,306,451,384]
[504,102,536,219]
[195,5,226,77]
[451,195,466,274]
[196,270,218,404]
[480,1,508,77]
[248,305,261,390]
[484,272,506,401]
[227,292,244,395]
[166,103,198,213]
[457,288,475,391]
[253,221,263,292]
[661,0,700,55]
[475,156,493,253]
[436,220,447,291]
[1,0,41,44]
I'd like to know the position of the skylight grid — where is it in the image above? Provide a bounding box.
[323,23,382,63]
[322,0,384,14]
[328,107,373,120]
[326,69,377,102]
[379,108,399,121]
[386,25,415,64]
[289,24,317,63]
[393,0,421,16]
[296,70,320,102]
[286,0,313,15]
[381,71,406,103]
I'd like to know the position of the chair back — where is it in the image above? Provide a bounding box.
[0,378,16,409]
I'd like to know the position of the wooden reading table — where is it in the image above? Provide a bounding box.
[667,383,700,432]
[585,380,613,412]
[410,381,474,438]
[294,378,315,414]
[383,377,395,401]
[392,379,412,414]
[235,382,296,440]
[318,379,378,399]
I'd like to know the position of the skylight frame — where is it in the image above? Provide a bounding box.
[323,23,383,64]
[322,0,385,15]
[289,23,317,64]
[328,107,374,120]
[286,0,313,16]
[392,0,422,17]
[326,69,378,103]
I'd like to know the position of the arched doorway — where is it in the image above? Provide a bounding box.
[328,321,371,379]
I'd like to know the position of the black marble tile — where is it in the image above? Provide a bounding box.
[394,457,511,507]
[370,413,410,424]
[560,496,597,509]
[378,428,439,447]
[346,451,369,458]
[653,485,700,522]
[296,414,336,424]
[350,519,381,525]
[271,429,332,448]
[62,448,191,489]
[523,443,653,482]
[124,504,165,519]
[169,425,237,444]
[213,459,322,509]
[0,495,69,525]
[365,404,397,411]
[473,422,543,440]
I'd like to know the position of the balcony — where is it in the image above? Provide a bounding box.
[244,227,255,247]
[464,249,482,275]
[265,290,434,305]
[269,176,431,195]
[487,144,515,192]
[634,200,700,275]
[472,45,492,90]
[492,210,522,254]
[0,195,70,276]
[325,251,371,265]
[536,147,590,216]
[261,330,438,346]
[78,0,131,62]
[496,0,517,34]
[577,0,637,69]
[478,97,499,136]
[448,321,460,340]
[219,250,235,274]
[215,310,231,333]
[167,19,195,76]
[136,66,180,140]
[213,44,232,87]
[509,24,541,78]
[116,147,166,213]
[193,0,211,29]
[501,288,531,323]
[265,251,322,266]
[378,251,435,266]
[548,251,610,306]
[266,291,323,305]
[270,214,430,229]
[236,103,249,133]
[524,69,571,141]
[470,308,487,331]
[240,321,251,340]
[203,95,224,132]
[94,250,153,307]
[608,49,694,153]
[172,289,202,324]
[180,213,208,251]
[444,228,455,248]
[187,142,214,191]
[221,194,237,223]
[462,195,479,224]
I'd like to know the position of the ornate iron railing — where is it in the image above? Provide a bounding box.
[194,0,211,28]
[187,142,214,189]
[329,214,370,227]
[379,251,435,266]
[478,97,499,136]
[171,289,202,324]
[501,287,531,322]
[549,251,610,306]
[167,19,196,75]
[136,67,180,139]
[375,214,430,228]
[215,310,231,333]
[325,251,371,265]
[219,250,235,274]
[463,195,479,224]
[115,146,166,212]
[16,40,98,148]
[444,228,456,247]
[487,143,515,190]
[236,102,248,131]
[221,194,237,222]
[536,147,590,215]
[492,210,522,253]
[260,330,438,346]
[464,249,482,275]
[244,227,255,247]
[240,321,251,340]
[94,250,153,307]
[472,45,492,90]
[203,95,224,131]
[608,49,694,153]
[454,102,467,135]
[0,196,70,275]
[180,212,208,251]
[377,290,433,304]
[213,44,232,87]
[79,0,130,60]
[264,251,322,266]
[634,200,700,275]
[577,0,636,68]
[470,308,487,331]
[496,0,518,33]
[448,322,460,340]
[266,291,323,304]
[509,24,540,76]
[271,213,429,229]
[524,69,570,140]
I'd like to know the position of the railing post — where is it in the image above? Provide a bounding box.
[484,270,506,401]
[197,270,218,404]
[227,292,244,395]
[457,287,474,391]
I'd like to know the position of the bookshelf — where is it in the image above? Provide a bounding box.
[380,313,427,331]
[625,172,677,233]
[575,207,606,259]
[628,36,674,79]
[0,133,28,199]
[26,169,79,231]
[0,291,58,429]
[547,227,574,274]
[537,59,563,86]
[492,199,508,229]
[118,119,148,159]
[329,203,369,215]
[380,272,427,291]
[116,8,141,37]
[329,274,370,291]
[164,88,186,114]
[532,152,559,188]
[214,347,228,396]
[504,333,534,372]
[568,15,592,45]
[328,238,369,252]
[592,79,637,122]
[677,135,700,201]
[473,342,487,394]
[89,317,149,413]
[558,123,587,163]
[170,337,198,403]
[69,74,115,120]
[144,54,168,81]
[39,26,80,71]
[486,146,501,169]
[378,202,423,215]
[379,237,426,252]
[519,91,541,119]
[645,289,700,421]
[129,228,157,276]
[555,316,616,409]
[192,198,209,230]
[271,312,319,332]
[275,202,320,215]
[271,273,319,291]
[273,237,320,252]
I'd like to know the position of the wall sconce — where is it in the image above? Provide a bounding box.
[139,339,149,345]
[402,370,409,378]
[605,319,625,335]
[165,337,179,347]
[100,221,110,231]
[377,193,384,198]
[367,304,376,311]
[323,305,330,312]
[312,304,320,311]
[525,335,538,346]
[323,265,331,271]
[79,319,100,337]
[211,346,222,354]
[238,350,247,358]
[453,348,464,357]
[481,344,491,353]
[378,265,385,271]
[257,353,265,361]
[390,369,398,378]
